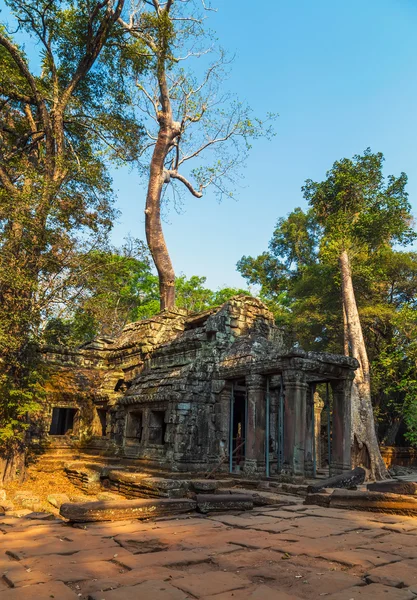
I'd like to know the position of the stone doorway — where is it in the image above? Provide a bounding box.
[49,407,77,436]
[230,382,247,473]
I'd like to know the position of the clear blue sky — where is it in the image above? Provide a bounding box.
[2,1,417,290]
[110,0,417,290]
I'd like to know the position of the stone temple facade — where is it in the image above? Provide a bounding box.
[38,296,358,478]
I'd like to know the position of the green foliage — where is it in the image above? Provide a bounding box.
[174,275,248,314]
[0,346,44,447]
[303,148,416,257]
[0,0,147,450]
[42,240,250,346]
[238,150,417,446]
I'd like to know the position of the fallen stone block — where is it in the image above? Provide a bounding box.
[307,467,366,494]
[191,479,219,493]
[60,497,197,522]
[367,480,417,495]
[107,470,185,498]
[47,493,70,508]
[64,462,101,493]
[196,493,253,513]
[329,489,417,514]
[97,491,123,501]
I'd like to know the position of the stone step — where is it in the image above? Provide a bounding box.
[107,470,186,498]
[329,489,417,515]
[196,493,253,513]
[60,497,197,522]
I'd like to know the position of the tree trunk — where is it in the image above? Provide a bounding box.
[0,451,26,485]
[145,125,177,310]
[383,417,402,446]
[339,250,388,480]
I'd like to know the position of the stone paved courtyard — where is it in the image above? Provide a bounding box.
[2,495,417,600]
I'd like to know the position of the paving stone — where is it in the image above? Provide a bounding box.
[214,548,363,598]
[5,536,119,559]
[70,566,183,596]
[269,530,386,557]
[359,540,417,560]
[0,581,80,599]
[113,548,212,570]
[201,585,302,600]
[2,563,52,588]
[366,532,417,549]
[319,549,402,568]
[382,523,417,533]
[255,510,307,520]
[326,583,415,600]
[366,559,417,587]
[118,537,172,554]
[24,512,55,521]
[40,559,124,583]
[89,579,189,600]
[173,571,249,597]
[287,516,364,538]
[247,522,299,534]
[209,515,282,527]
[23,547,133,570]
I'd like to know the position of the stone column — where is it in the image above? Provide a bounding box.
[244,374,266,474]
[282,371,309,476]
[215,382,233,470]
[330,377,353,474]
[314,392,324,469]
[304,384,315,477]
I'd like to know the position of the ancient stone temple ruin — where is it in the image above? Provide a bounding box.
[37,296,357,478]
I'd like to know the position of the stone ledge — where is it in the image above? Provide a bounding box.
[60,497,197,522]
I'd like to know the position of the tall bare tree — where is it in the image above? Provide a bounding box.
[118,0,274,309]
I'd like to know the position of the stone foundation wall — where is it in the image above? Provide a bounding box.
[381,446,417,468]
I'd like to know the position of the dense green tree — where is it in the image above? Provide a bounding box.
[239,150,416,479]
[0,0,145,470]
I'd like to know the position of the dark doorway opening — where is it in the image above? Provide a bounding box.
[126,411,143,442]
[149,410,166,445]
[231,382,246,471]
[97,409,107,437]
[49,407,77,435]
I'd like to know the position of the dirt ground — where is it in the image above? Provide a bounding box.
[1,491,417,600]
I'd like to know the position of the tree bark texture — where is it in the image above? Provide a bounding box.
[339,250,388,480]
[144,45,182,310]
[145,125,177,310]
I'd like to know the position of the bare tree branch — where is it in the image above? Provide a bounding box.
[167,169,202,197]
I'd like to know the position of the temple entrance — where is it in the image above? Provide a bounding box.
[229,381,247,473]
[49,407,77,435]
